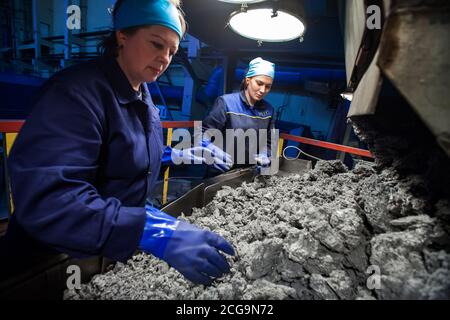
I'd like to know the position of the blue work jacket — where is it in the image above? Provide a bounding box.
[5,56,164,263]
[202,91,276,165]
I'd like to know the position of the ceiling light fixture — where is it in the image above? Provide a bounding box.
[218,0,267,4]
[227,1,306,43]
[340,92,354,102]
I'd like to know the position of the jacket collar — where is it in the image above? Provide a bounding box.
[239,90,264,109]
[100,55,149,105]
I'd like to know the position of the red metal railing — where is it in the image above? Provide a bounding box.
[280,133,373,158]
[0,120,373,158]
[0,121,23,133]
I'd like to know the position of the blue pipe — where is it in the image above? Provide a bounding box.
[148,66,347,103]
[0,65,347,111]
[196,66,346,103]
[235,67,346,86]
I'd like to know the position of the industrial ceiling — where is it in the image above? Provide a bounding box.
[182,0,345,69]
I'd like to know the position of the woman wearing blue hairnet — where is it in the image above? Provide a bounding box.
[202,57,277,177]
[4,0,234,286]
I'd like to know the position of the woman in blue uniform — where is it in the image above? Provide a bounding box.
[3,0,234,286]
[202,57,277,177]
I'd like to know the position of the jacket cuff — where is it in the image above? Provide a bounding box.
[101,206,146,262]
[161,146,174,166]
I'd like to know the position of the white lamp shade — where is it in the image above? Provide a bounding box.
[218,0,267,3]
[341,93,354,102]
[229,8,306,42]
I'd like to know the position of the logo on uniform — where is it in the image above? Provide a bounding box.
[258,111,270,117]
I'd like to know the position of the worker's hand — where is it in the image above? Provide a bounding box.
[254,153,271,173]
[138,206,235,285]
[201,140,233,173]
[164,146,207,165]
[163,220,235,285]
[161,146,233,173]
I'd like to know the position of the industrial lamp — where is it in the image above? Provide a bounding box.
[340,92,354,102]
[218,0,267,3]
[227,0,306,43]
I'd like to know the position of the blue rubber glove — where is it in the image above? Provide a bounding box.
[254,153,271,174]
[138,205,235,285]
[201,140,233,172]
[162,145,233,173]
[161,146,205,166]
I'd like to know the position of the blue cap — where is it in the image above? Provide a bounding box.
[246,57,276,79]
[113,0,183,39]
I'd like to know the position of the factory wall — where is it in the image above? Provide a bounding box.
[81,0,115,55]
[198,65,344,140]
[9,0,33,44]
[159,84,338,142]
[3,1,342,141]
[36,0,53,38]
[0,77,338,142]
[265,91,336,141]
[52,0,114,55]
[2,0,343,142]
